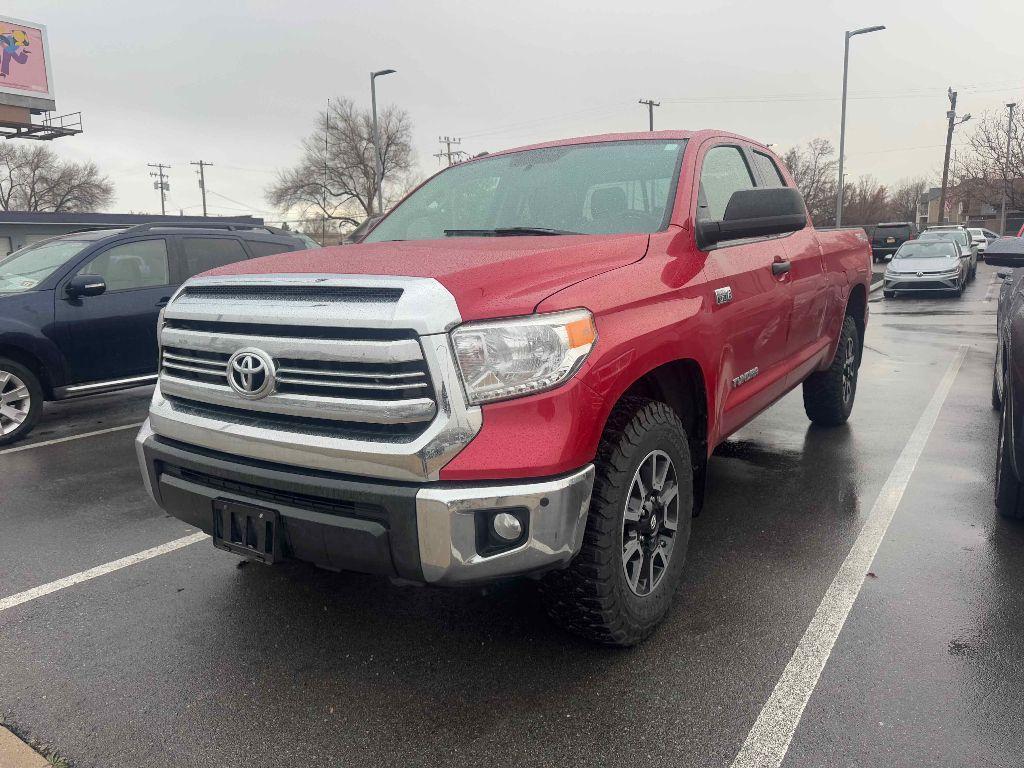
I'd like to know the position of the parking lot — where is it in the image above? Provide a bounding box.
[1,263,1022,768]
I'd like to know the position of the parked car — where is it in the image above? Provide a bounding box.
[136,130,871,646]
[0,223,304,444]
[882,239,970,298]
[870,221,918,263]
[967,227,1000,256]
[986,236,1024,518]
[917,229,977,278]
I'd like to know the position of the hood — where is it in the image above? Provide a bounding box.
[887,256,960,273]
[206,234,650,320]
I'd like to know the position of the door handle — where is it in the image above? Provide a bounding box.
[771,260,792,276]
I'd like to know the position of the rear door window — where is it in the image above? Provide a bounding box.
[698,145,756,222]
[181,237,249,279]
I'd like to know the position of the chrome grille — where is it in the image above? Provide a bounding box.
[158,308,437,433]
[147,274,482,482]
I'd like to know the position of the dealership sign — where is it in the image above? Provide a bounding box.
[0,16,55,112]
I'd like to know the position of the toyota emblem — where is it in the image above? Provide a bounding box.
[227,348,275,399]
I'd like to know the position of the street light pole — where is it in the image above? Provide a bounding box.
[370,69,396,216]
[1000,102,1017,235]
[836,25,885,228]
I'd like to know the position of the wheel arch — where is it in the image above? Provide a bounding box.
[614,358,710,513]
[0,343,53,399]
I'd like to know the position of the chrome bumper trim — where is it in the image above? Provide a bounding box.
[415,465,596,584]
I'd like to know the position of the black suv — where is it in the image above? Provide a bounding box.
[870,222,919,263]
[0,223,308,444]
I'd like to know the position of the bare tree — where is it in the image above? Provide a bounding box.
[268,97,416,227]
[781,138,838,226]
[840,175,890,225]
[887,177,929,223]
[955,107,1024,211]
[0,143,114,212]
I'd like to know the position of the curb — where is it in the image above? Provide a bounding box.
[0,726,50,768]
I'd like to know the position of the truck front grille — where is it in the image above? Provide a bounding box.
[158,312,438,438]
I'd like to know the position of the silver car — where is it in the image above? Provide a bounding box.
[883,239,970,298]
[918,229,977,279]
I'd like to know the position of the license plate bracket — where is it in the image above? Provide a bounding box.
[212,499,281,564]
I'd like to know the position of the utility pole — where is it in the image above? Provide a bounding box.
[638,99,660,132]
[190,160,212,217]
[1000,102,1017,235]
[938,88,970,225]
[147,163,170,216]
[433,136,467,166]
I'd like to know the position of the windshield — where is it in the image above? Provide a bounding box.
[920,231,968,246]
[0,240,90,294]
[365,139,687,243]
[894,242,959,259]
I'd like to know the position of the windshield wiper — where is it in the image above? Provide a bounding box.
[443,226,579,237]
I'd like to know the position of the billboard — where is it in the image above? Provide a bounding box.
[0,16,54,112]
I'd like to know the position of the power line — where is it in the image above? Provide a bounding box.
[147,163,170,216]
[190,160,213,217]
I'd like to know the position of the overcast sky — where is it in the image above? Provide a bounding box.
[7,0,1023,221]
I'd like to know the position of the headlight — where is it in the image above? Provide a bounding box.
[450,309,597,405]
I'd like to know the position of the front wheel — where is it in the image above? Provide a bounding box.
[541,397,693,646]
[803,315,859,426]
[0,357,43,446]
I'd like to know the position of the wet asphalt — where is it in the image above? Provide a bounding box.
[1,263,1021,768]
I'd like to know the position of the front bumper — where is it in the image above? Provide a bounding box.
[137,420,595,585]
[883,272,961,292]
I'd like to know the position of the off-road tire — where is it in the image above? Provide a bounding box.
[803,315,859,426]
[995,384,1024,519]
[540,397,693,646]
[0,357,43,446]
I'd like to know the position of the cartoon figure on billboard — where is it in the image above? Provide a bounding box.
[0,29,30,79]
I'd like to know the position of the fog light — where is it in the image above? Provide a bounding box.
[492,512,523,541]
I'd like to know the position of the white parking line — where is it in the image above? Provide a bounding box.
[0,532,209,613]
[730,344,968,768]
[984,274,999,302]
[0,422,143,455]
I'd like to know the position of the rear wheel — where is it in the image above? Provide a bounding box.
[883,290,895,299]
[541,397,693,646]
[0,357,43,446]
[995,384,1024,519]
[803,315,859,426]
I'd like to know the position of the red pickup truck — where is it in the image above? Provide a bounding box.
[137,130,871,645]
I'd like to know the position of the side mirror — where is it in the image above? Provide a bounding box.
[984,240,1024,269]
[66,274,107,298]
[697,187,807,248]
